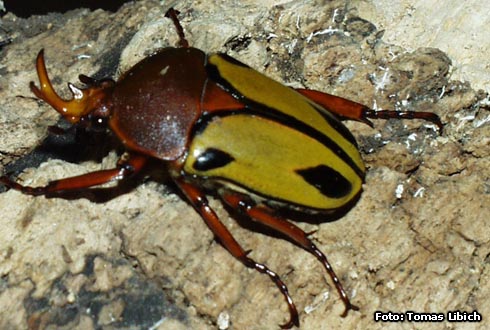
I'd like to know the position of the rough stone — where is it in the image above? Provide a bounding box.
[0,0,488,329]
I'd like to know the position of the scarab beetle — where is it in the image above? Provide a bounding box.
[0,8,442,328]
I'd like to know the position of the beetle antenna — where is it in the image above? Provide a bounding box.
[165,8,189,48]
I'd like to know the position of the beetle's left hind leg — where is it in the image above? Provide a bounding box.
[220,191,360,317]
[0,153,148,195]
[174,178,299,329]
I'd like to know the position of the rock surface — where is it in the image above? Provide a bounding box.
[0,1,488,329]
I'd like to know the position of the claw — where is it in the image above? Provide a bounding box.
[279,293,299,329]
[340,300,360,317]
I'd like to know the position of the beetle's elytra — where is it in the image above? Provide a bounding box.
[0,8,443,328]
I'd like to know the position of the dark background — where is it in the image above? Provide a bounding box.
[2,0,131,17]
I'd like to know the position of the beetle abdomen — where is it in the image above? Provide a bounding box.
[184,113,364,211]
[206,53,364,170]
[180,53,366,211]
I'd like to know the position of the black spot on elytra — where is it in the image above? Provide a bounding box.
[296,165,352,198]
[193,148,235,171]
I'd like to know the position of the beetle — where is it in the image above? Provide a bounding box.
[0,8,442,329]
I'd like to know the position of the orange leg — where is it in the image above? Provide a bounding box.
[174,178,299,329]
[220,191,360,318]
[0,153,147,195]
[296,88,443,131]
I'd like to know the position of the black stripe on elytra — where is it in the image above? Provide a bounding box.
[193,148,235,171]
[189,173,353,212]
[216,53,250,68]
[207,54,359,148]
[205,59,364,180]
[193,107,364,181]
[296,165,352,199]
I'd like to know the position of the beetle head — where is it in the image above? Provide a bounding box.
[30,50,115,125]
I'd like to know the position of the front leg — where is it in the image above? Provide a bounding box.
[0,153,148,195]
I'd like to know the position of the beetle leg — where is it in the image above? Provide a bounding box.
[174,178,299,329]
[165,8,190,48]
[220,191,360,318]
[296,88,443,131]
[0,153,147,195]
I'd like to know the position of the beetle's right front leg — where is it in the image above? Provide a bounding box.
[0,153,148,195]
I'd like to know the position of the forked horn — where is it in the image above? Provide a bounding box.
[29,49,114,123]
